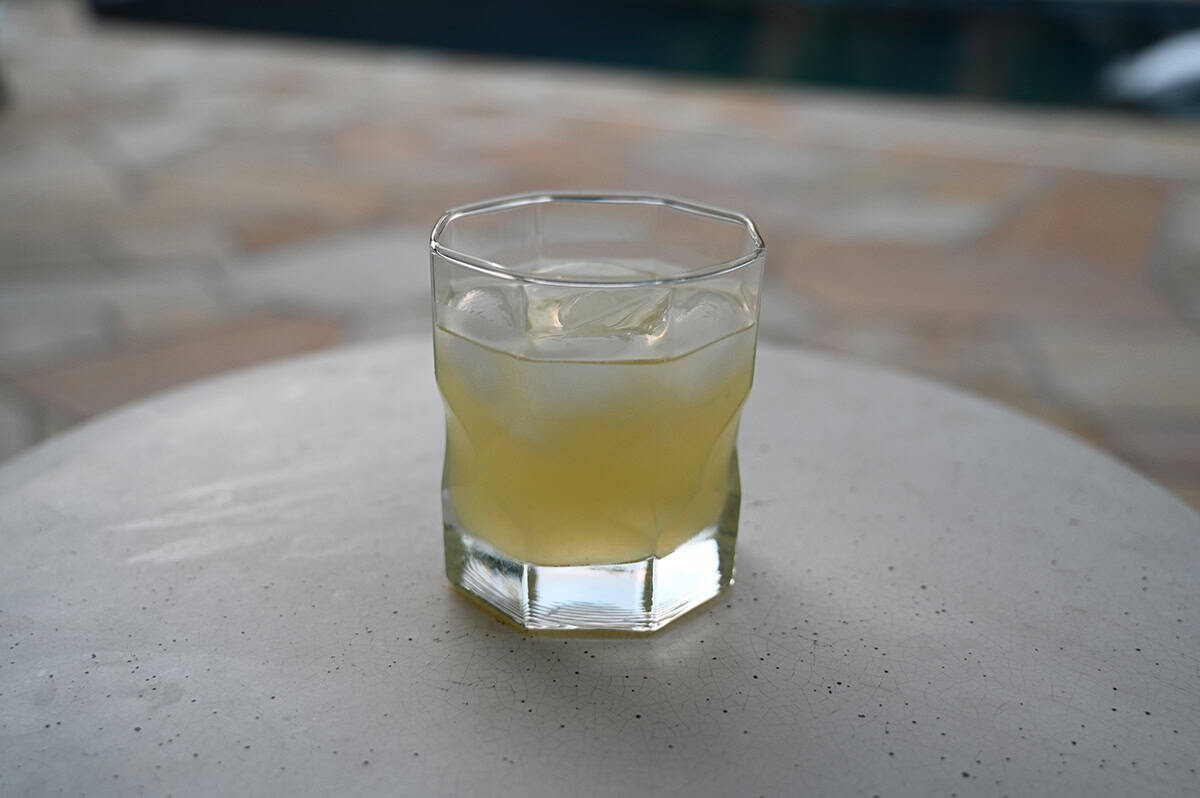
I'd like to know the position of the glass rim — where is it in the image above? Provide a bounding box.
[430,192,765,288]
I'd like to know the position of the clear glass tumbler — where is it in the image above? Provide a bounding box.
[430,193,765,631]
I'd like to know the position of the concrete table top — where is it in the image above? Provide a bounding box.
[2,337,1197,797]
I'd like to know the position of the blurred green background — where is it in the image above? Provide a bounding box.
[91,0,1200,111]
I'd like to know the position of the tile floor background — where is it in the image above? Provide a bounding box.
[2,1,1199,508]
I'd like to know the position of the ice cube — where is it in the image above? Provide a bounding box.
[663,288,756,396]
[667,287,748,341]
[441,283,524,342]
[526,286,670,340]
[524,265,670,341]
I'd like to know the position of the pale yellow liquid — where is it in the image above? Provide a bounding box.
[435,325,755,566]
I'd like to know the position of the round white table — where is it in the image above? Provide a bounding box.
[2,338,1197,797]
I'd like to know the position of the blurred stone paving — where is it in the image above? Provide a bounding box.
[2,0,1199,509]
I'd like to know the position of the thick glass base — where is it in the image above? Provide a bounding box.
[444,522,736,632]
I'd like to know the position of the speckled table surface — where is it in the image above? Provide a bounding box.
[1,337,1197,797]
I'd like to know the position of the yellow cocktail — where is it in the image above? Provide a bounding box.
[431,193,764,630]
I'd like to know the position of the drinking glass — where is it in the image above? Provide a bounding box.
[430,193,764,631]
